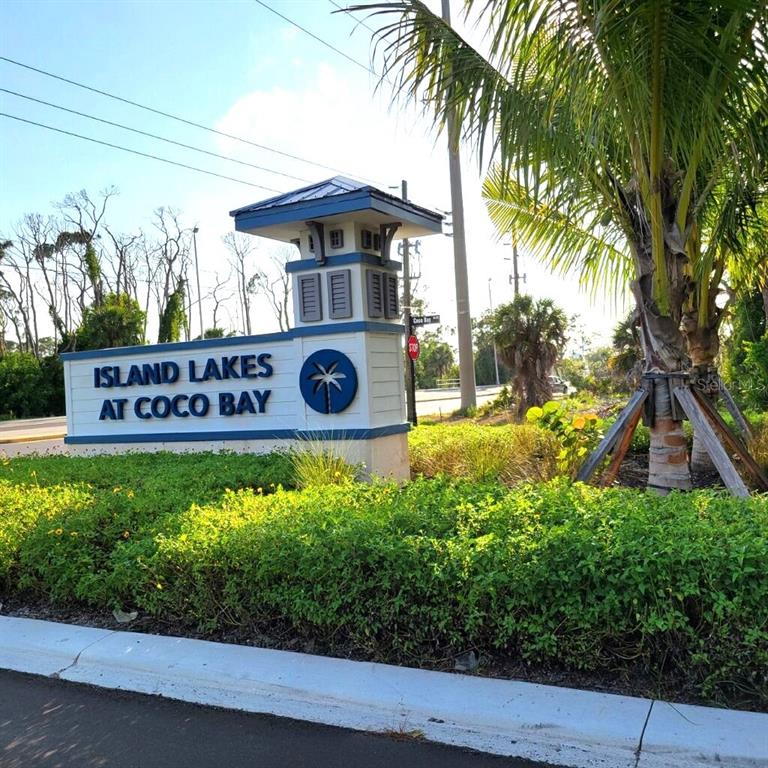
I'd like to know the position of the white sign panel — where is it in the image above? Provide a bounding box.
[62,327,406,446]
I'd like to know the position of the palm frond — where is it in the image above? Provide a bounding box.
[351,0,768,330]
[483,168,631,299]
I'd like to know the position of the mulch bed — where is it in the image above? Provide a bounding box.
[615,450,724,490]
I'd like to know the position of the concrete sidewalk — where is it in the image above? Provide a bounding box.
[1,616,765,768]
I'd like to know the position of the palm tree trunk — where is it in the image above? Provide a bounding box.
[648,380,691,493]
[632,280,693,493]
[685,325,720,475]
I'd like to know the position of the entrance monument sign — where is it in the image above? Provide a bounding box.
[62,177,443,479]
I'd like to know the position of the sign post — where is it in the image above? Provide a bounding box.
[404,315,439,428]
[406,325,419,427]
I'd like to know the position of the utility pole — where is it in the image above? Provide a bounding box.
[487,278,500,386]
[442,0,476,411]
[400,179,417,426]
[511,238,525,296]
[192,226,204,339]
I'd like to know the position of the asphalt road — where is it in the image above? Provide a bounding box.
[0,670,552,768]
[0,387,506,456]
[0,416,66,434]
[416,385,503,416]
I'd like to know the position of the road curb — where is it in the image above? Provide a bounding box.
[0,432,66,444]
[0,617,765,767]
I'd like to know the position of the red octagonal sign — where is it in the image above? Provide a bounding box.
[407,334,420,361]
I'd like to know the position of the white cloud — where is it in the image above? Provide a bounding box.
[180,64,626,342]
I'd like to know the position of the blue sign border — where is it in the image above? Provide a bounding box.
[64,423,409,444]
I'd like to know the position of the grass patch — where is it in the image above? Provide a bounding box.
[409,423,559,484]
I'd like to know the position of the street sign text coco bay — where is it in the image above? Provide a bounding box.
[93,353,273,421]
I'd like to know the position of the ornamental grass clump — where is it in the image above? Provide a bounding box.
[752,421,768,470]
[289,442,359,489]
[408,423,558,484]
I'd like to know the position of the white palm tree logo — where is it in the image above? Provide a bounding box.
[309,360,347,413]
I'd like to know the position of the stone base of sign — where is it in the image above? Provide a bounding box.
[67,432,410,482]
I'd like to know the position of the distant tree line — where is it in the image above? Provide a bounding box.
[0,188,292,419]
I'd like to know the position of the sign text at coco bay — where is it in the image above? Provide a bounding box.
[93,353,273,421]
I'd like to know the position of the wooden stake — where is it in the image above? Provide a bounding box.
[691,389,768,491]
[719,382,755,443]
[576,389,648,483]
[673,387,750,498]
[600,404,645,487]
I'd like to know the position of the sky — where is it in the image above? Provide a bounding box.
[0,0,628,348]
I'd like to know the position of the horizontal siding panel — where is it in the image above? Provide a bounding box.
[369,369,402,384]
[371,380,403,397]
[367,334,400,354]
[372,395,402,413]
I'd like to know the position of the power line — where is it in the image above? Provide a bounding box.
[1,88,311,184]
[328,0,378,34]
[0,55,381,184]
[0,113,283,193]
[253,0,377,78]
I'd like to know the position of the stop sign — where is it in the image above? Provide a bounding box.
[407,334,420,361]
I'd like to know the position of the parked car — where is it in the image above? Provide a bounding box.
[548,375,570,395]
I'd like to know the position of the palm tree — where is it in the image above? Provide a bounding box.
[608,313,643,389]
[491,295,568,418]
[357,0,767,491]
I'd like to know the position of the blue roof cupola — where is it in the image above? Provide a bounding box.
[230,176,443,263]
[230,177,443,328]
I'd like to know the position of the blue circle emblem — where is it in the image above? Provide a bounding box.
[299,349,358,414]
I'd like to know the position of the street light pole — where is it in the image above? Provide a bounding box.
[192,226,204,339]
[442,0,476,411]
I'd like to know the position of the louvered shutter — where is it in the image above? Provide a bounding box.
[298,273,322,322]
[384,273,399,319]
[327,269,352,319]
[366,270,384,318]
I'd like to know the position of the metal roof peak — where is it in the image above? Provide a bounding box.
[229,175,372,217]
[229,175,443,242]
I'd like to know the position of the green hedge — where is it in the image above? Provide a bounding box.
[1,460,765,706]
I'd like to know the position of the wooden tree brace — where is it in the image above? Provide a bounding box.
[673,386,750,498]
[599,402,645,487]
[719,382,755,444]
[576,388,648,483]
[690,388,768,491]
